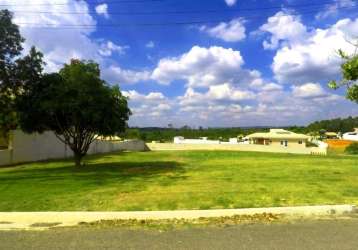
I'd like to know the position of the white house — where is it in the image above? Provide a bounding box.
[343,128,358,141]
[246,129,310,149]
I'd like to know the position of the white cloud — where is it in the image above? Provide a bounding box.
[122,90,166,102]
[201,18,246,42]
[99,41,129,56]
[291,83,329,99]
[146,41,155,48]
[2,0,101,72]
[225,0,237,7]
[102,65,151,85]
[179,84,255,106]
[1,0,140,84]
[151,46,261,87]
[259,11,308,50]
[112,23,358,126]
[207,84,255,101]
[316,0,356,20]
[261,83,283,92]
[95,3,109,19]
[122,90,175,124]
[260,12,358,84]
[121,85,357,127]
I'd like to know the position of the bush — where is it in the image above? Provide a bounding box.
[345,143,358,155]
[306,141,318,147]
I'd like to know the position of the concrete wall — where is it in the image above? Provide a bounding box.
[0,150,11,165]
[174,137,220,144]
[147,143,327,155]
[0,136,8,148]
[0,130,148,166]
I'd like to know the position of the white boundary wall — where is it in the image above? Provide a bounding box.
[148,143,327,155]
[174,136,220,144]
[0,130,148,166]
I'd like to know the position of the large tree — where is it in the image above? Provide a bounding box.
[17,59,131,167]
[0,9,44,138]
[329,41,358,104]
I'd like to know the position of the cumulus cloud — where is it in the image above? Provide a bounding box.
[107,14,358,126]
[95,3,109,19]
[121,85,356,127]
[260,83,283,92]
[122,90,166,103]
[179,84,255,106]
[260,12,358,84]
[201,18,246,42]
[102,65,151,85]
[225,0,237,7]
[2,0,100,72]
[146,41,155,48]
[316,0,356,20]
[1,0,141,84]
[151,46,261,87]
[99,41,129,56]
[259,11,308,50]
[291,83,329,99]
[122,90,175,125]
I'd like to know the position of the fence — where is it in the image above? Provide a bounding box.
[0,130,148,166]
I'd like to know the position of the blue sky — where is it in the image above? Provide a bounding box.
[2,0,358,127]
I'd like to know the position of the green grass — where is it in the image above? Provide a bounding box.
[0,151,357,211]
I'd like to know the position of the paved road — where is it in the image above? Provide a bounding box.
[1,219,358,250]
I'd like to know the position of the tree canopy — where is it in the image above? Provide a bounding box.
[17,60,131,166]
[0,9,44,137]
[329,41,358,104]
[306,116,358,133]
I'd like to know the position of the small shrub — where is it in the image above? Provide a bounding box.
[306,141,318,147]
[345,143,358,155]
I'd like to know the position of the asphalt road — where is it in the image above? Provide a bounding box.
[1,219,358,250]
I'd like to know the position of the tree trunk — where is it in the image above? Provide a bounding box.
[74,152,83,167]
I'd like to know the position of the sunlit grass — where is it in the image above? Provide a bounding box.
[0,151,357,211]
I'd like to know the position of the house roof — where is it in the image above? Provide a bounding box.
[247,129,309,140]
[325,132,338,136]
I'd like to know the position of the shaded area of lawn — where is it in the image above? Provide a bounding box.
[0,151,357,211]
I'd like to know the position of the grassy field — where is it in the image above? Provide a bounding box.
[0,151,357,211]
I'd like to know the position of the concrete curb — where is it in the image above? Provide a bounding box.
[0,205,356,230]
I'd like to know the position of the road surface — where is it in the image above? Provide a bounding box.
[1,219,358,250]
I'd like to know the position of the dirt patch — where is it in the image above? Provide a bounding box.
[76,213,280,230]
[0,221,13,224]
[326,140,354,149]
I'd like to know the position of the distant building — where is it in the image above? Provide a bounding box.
[229,138,238,144]
[325,132,338,139]
[343,128,358,141]
[247,129,309,148]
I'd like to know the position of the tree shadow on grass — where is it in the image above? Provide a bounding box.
[0,160,187,188]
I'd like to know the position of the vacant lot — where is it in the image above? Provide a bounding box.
[0,151,357,211]
[326,139,355,155]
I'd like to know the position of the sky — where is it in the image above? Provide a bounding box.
[1,0,358,128]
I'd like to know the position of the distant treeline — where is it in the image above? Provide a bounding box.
[306,116,358,134]
[121,116,358,142]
